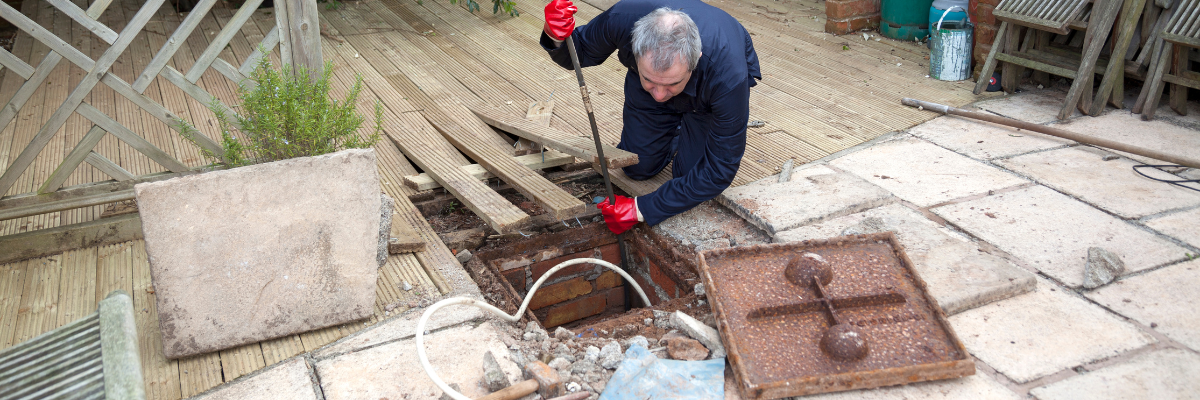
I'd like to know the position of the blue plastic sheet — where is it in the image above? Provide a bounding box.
[598,344,725,400]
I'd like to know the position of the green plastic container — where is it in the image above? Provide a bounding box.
[881,0,935,41]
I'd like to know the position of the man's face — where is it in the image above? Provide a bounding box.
[636,54,694,103]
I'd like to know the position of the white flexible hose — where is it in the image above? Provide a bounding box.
[417,258,652,400]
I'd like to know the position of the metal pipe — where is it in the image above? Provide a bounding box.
[902,98,1200,169]
[564,35,641,309]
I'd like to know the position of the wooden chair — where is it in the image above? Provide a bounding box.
[1134,0,1199,120]
[0,291,145,400]
[974,0,1127,120]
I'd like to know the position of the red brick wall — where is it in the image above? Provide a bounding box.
[825,0,881,35]
[970,0,1002,74]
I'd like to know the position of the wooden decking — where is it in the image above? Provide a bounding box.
[0,0,980,398]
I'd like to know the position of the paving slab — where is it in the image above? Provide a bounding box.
[933,186,1188,288]
[717,165,894,235]
[804,371,1023,400]
[316,301,488,358]
[996,146,1200,219]
[949,277,1155,383]
[1086,259,1200,351]
[973,88,1071,124]
[775,204,1036,315]
[653,201,771,252]
[315,321,524,400]
[1144,207,1200,248]
[908,115,1071,160]
[1052,110,1200,171]
[190,357,319,400]
[830,136,1028,207]
[136,149,381,359]
[1029,348,1200,400]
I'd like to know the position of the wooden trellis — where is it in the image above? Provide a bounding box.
[0,0,321,222]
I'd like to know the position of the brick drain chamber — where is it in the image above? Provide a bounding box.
[418,221,714,400]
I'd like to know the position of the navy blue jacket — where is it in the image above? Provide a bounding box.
[541,0,761,226]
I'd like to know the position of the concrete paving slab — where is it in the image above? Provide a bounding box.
[1145,207,1200,248]
[190,357,318,400]
[1051,110,1200,170]
[908,115,1071,160]
[717,165,895,235]
[949,277,1155,383]
[775,204,1036,315]
[315,321,524,400]
[933,186,1188,288]
[1086,259,1200,352]
[830,136,1028,207]
[1030,348,1200,400]
[973,89,1071,124]
[804,372,1023,400]
[136,149,381,359]
[996,147,1200,219]
[316,301,487,358]
[653,201,771,252]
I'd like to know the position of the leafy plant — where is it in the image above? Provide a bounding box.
[181,56,382,167]
[450,0,519,16]
[319,0,344,10]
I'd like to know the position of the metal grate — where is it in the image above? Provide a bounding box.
[994,0,1091,33]
[0,314,105,400]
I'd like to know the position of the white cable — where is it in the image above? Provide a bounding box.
[416,258,652,400]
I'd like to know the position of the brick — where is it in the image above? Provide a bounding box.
[530,277,593,310]
[975,23,998,50]
[502,267,526,292]
[531,243,619,281]
[595,271,623,291]
[538,293,607,327]
[826,0,880,20]
[604,287,626,310]
[647,263,680,299]
[972,3,996,25]
[824,15,880,35]
[628,272,664,305]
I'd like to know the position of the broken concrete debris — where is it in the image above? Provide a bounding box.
[1084,247,1126,289]
[379,193,394,266]
[483,351,509,392]
[599,341,624,369]
[554,326,574,341]
[455,249,474,265]
[671,311,727,359]
[585,346,600,363]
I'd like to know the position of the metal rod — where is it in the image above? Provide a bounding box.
[902,98,1200,169]
[564,36,640,309]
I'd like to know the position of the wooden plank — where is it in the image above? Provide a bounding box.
[388,213,426,254]
[178,353,223,398]
[85,151,136,181]
[275,0,323,79]
[259,335,305,366]
[1061,0,1125,119]
[322,16,531,234]
[218,342,267,382]
[130,240,182,400]
[470,107,639,169]
[0,49,34,79]
[132,0,219,92]
[0,259,25,349]
[185,0,266,83]
[0,213,141,265]
[38,126,108,194]
[240,26,279,76]
[0,0,167,196]
[55,248,97,328]
[75,103,190,173]
[404,150,576,191]
[299,325,345,352]
[12,255,62,344]
[1090,0,1148,115]
[44,0,118,44]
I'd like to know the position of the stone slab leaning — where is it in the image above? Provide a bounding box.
[136,149,381,359]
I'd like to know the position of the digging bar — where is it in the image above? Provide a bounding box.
[902,98,1200,169]
[564,35,640,310]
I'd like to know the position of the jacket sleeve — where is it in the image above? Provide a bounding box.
[540,9,626,70]
[637,79,750,226]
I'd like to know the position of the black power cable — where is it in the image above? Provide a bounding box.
[1132,165,1200,193]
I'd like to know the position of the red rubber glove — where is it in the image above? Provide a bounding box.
[543,0,577,41]
[596,195,638,235]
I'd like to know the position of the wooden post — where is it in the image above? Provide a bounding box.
[275,0,323,81]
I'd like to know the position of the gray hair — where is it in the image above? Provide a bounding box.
[631,8,702,72]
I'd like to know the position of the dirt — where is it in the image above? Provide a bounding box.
[422,172,609,235]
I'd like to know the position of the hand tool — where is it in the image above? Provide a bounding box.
[564,34,641,310]
[476,361,564,400]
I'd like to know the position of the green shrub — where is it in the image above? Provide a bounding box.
[183,57,382,167]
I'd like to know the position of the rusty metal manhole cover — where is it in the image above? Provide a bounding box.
[699,233,974,399]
